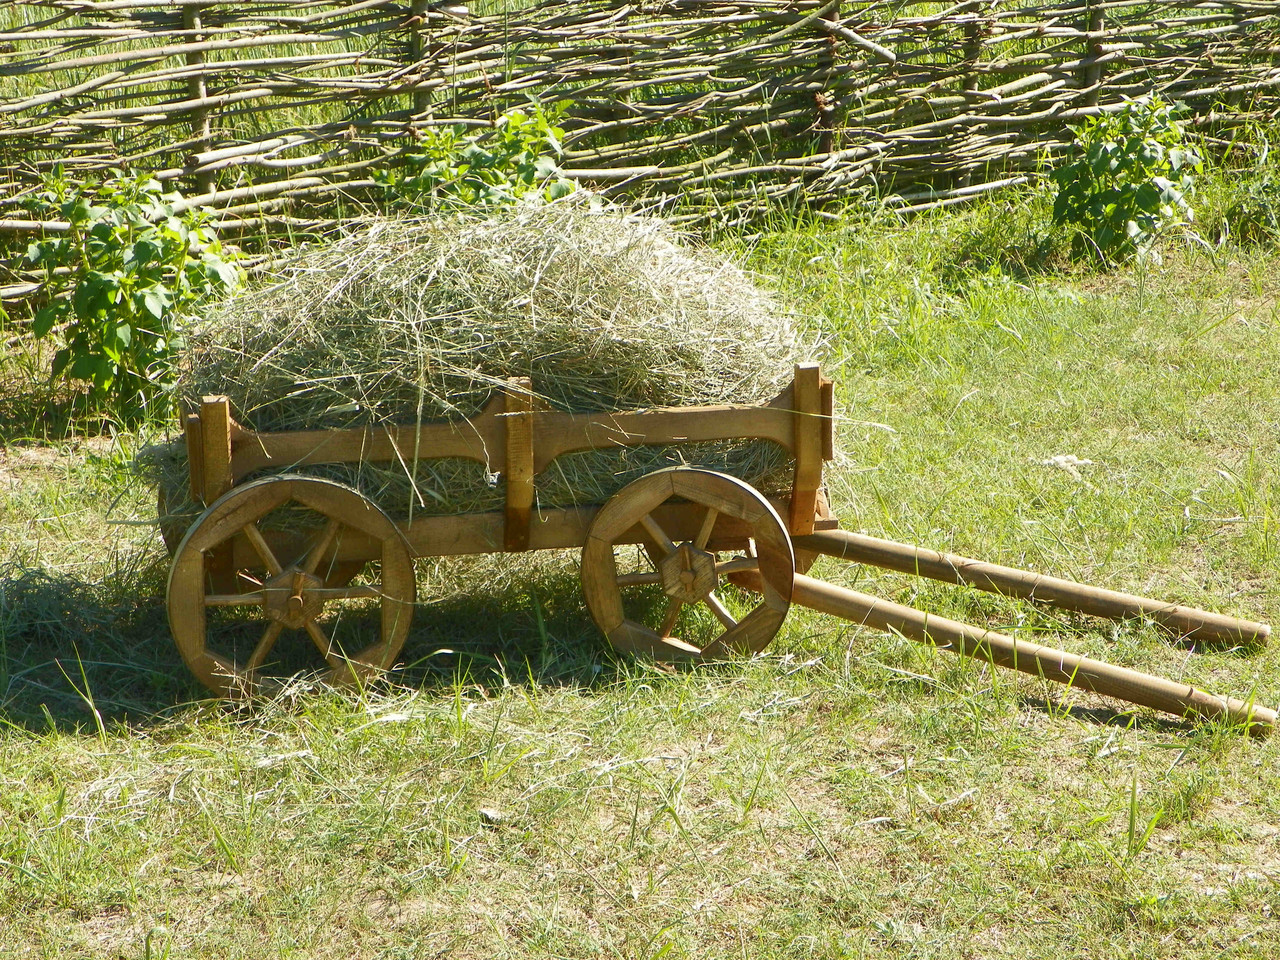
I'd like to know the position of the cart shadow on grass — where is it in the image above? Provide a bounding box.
[0,554,659,732]
[0,554,1261,743]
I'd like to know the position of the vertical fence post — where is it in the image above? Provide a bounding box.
[962,2,983,94]
[408,0,432,119]
[816,1,840,155]
[1081,0,1105,107]
[183,4,214,194]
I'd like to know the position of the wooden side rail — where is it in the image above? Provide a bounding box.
[229,496,842,566]
[188,367,837,530]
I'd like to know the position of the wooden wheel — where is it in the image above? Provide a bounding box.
[159,475,366,590]
[166,475,415,697]
[582,467,794,660]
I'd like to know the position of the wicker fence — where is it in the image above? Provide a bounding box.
[1,0,1278,242]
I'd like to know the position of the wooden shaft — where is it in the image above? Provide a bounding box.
[790,574,1275,736]
[794,530,1271,647]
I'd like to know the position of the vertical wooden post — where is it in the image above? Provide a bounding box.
[183,413,205,503]
[503,378,535,552]
[1081,0,1105,107]
[816,0,840,155]
[200,395,234,506]
[183,5,214,194]
[199,395,235,588]
[409,0,433,119]
[789,363,826,536]
[962,3,983,94]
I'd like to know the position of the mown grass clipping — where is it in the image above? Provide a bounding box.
[143,199,815,525]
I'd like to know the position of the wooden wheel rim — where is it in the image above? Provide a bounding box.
[166,475,415,697]
[582,467,794,660]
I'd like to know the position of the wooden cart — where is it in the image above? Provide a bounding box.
[165,363,1276,734]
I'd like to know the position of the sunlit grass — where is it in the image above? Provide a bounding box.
[3,154,1280,957]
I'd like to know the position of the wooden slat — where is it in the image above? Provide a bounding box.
[200,396,234,505]
[531,391,797,474]
[230,495,838,566]
[788,363,824,535]
[503,378,535,552]
[228,393,507,479]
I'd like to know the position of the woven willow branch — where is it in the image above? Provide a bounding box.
[0,0,1276,264]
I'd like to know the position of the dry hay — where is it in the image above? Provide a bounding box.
[144,199,814,530]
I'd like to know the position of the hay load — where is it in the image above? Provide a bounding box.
[153,200,813,522]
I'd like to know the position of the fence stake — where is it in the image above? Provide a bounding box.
[183,4,214,194]
[1081,0,1105,107]
[409,0,433,119]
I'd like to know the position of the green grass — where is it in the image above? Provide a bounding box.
[3,160,1280,957]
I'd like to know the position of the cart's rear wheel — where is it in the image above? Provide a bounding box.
[582,467,794,660]
[167,476,415,697]
[159,478,366,590]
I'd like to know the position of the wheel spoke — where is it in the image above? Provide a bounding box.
[300,518,343,576]
[309,585,382,601]
[658,597,684,639]
[714,557,759,577]
[616,570,662,588]
[241,522,283,577]
[640,514,678,557]
[694,507,720,550]
[205,591,265,607]
[245,620,284,674]
[703,591,738,629]
[303,618,339,666]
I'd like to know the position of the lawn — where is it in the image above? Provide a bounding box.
[2,183,1278,957]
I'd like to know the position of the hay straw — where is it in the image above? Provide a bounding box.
[146,199,814,525]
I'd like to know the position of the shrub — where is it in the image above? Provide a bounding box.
[1050,96,1202,265]
[374,100,576,211]
[23,167,242,421]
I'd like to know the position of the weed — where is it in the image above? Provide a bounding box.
[1051,96,1203,265]
[21,168,241,423]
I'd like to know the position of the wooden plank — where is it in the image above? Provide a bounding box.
[789,363,824,535]
[200,396,234,505]
[183,412,204,503]
[504,378,536,551]
[531,388,797,474]
[229,495,836,567]
[229,393,507,479]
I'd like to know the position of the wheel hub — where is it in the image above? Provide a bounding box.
[262,568,326,629]
[659,543,718,604]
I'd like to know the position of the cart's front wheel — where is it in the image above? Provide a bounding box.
[167,476,415,697]
[582,468,794,660]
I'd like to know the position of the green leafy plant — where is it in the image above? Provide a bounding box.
[374,99,576,211]
[23,166,242,421]
[1051,96,1203,265]
[1223,173,1280,246]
